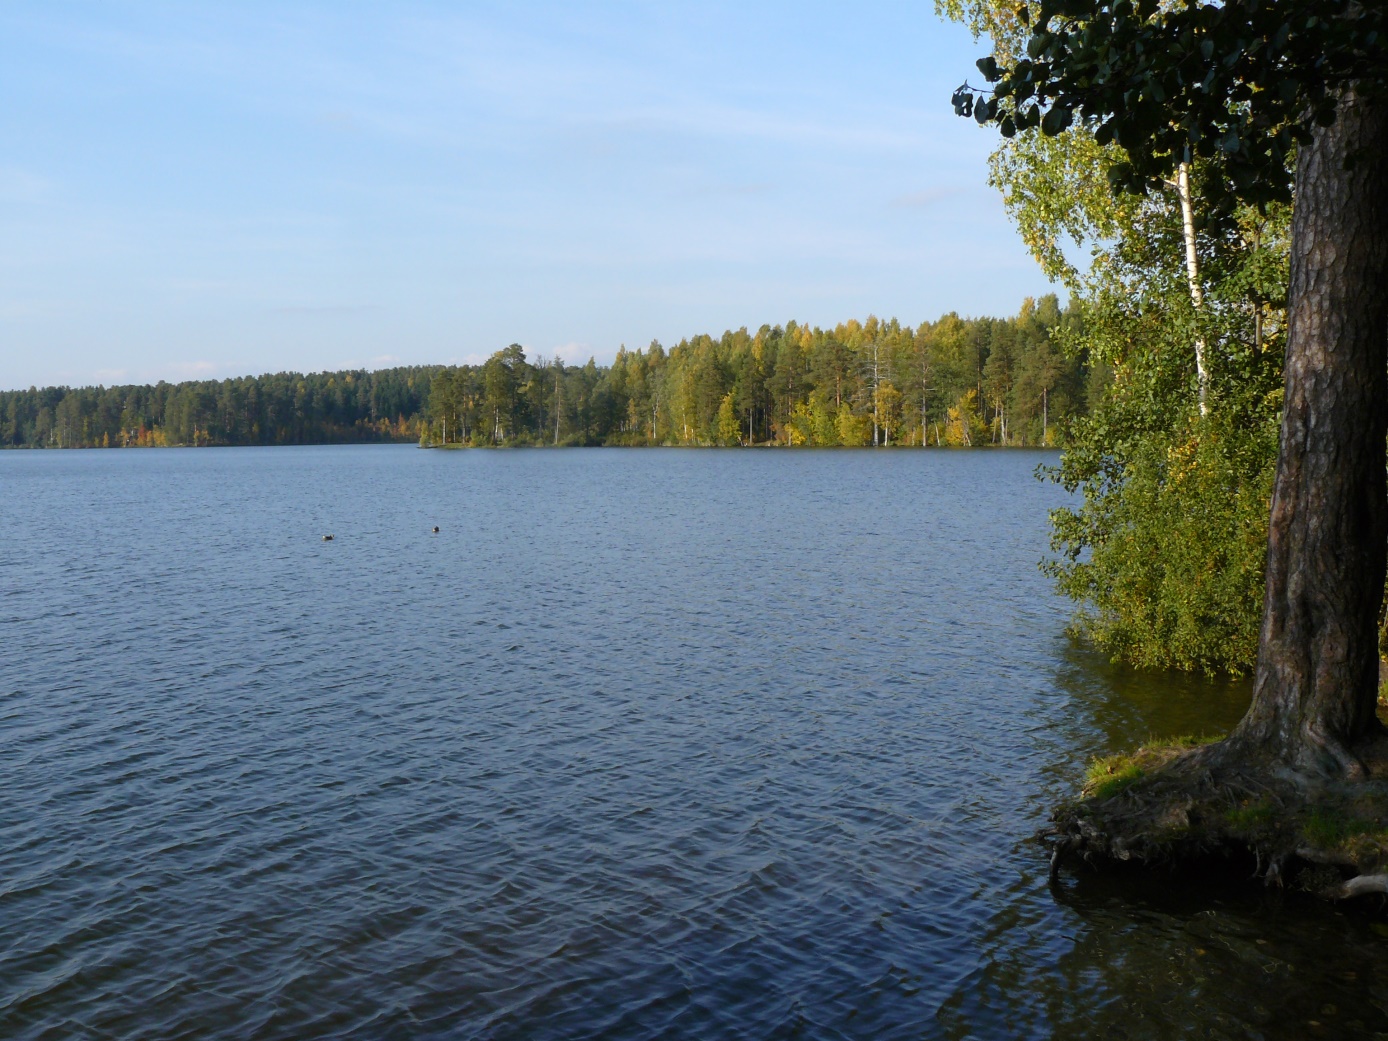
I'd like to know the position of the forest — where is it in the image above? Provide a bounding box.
[0,296,1088,450]
[0,367,434,449]
[425,298,1084,448]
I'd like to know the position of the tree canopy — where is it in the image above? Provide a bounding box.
[424,301,1085,449]
[953,0,1386,215]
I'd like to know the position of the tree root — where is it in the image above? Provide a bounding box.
[1304,721,1370,782]
[1048,836,1075,883]
[1047,736,1388,905]
[1296,846,1359,869]
[1324,874,1388,900]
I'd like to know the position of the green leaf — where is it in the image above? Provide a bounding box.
[1041,104,1072,136]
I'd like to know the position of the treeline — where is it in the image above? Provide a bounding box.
[427,296,1089,447]
[1,296,1089,449]
[0,368,434,448]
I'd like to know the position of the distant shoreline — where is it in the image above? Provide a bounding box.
[3,299,1081,451]
[0,440,1064,452]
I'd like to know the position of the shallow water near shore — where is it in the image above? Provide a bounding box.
[3,444,1387,1039]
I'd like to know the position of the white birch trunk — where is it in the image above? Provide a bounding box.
[1176,161,1209,416]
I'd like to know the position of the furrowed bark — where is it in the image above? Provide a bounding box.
[1229,87,1388,777]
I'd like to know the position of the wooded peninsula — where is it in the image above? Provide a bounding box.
[0,296,1087,451]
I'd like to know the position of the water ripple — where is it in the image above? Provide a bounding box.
[2,446,1385,1039]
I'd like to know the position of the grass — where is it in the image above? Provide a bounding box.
[1059,699,1388,892]
[1223,797,1388,872]
[1224,799,1277,831]
[1085,757,1147,799]
[1301,810,1379,847]
[1082,734,1223,800]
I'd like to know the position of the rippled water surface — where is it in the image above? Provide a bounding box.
[4,445,1388,1040]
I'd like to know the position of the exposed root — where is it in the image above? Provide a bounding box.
[1325,874,1388,900]
[1047,733,1388,905]
[1296,846,1359,869]
[1304,721,1369,782]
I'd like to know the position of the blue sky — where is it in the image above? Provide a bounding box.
[0,2,1055,390]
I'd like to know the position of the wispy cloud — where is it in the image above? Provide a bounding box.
[574,103,937,154]
[0,166,53,204]
[271,304,386,315]
[548,342,591,365]
[49,360,228,388]
[448,352,490,367]
[332,353,418,370]
[680,181,775,199]
[157,277,239,293]
[163,360,222,379]
[0,299,52,320]
[0,4,1048,389]
[891,186,968,209]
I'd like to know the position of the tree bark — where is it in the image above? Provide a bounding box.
[1229,87,1388,777]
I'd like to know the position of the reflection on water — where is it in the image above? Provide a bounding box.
[1054,643,1253,754]
[946,647,1388,1040]
[1,445,1385,1040]
[945,858,1388,1040]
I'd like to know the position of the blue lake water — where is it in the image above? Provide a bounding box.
[3,444,1386,1039]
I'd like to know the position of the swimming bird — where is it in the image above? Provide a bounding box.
[322,534,334,541]
[432,526,440,533]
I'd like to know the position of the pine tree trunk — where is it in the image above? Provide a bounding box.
[1229,87,1388,777]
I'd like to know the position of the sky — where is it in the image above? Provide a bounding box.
[0,1,1058,391]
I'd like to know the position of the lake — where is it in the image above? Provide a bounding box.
[3,445,1386,1039]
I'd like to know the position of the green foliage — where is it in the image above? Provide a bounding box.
[3,300,1089,450]
[715,392,741,446]
[1039,191,1288,674]
[942,0,1298,676]
[0,368,435,448]
[1049,405,1278,673]
[422,301,1085,449]
[1302,809,1385,850]
[952,0,1388,219]
[987,126,1138,286]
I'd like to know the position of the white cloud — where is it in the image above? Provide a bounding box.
[162,360,222,380]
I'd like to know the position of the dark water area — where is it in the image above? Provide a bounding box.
[3,445,1386,1040]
